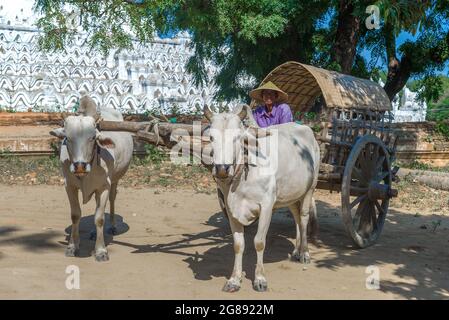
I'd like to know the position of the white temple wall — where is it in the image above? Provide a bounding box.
[0,7,219,114]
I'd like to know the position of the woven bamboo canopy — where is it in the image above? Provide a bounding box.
[250,61,391,112]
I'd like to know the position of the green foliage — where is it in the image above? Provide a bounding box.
[304,112,318,121]
[404,160,432,171]
[294,111,318,122]
[435,121,449,138]
[418,76,449,122]
[34,0,168,55]
[311,124,322,133]
[396,160,449,173]
[0,148,14,157]
[134,144,166,165]
[34,0,449,103]
[0,106,17,113]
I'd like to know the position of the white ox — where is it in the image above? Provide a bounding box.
[50,96,133,261]
[204,105,320,292]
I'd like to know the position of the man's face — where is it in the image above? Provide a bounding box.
[262,90,278,105]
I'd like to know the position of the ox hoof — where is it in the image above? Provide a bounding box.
[65,246,79,257]
[95,251,109,262]
[253,278,268,292]
[291,250,311,264]
[222,279,241,293]
[300,252,311,264]
[107,226,117,235]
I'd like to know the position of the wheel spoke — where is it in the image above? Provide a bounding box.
[352,167,368,185]
[354,198,368,220]
[375,155,386,171]
[359,148,376,181]
[374,200,385,217]
[373,144,380,163]
[370,203,378,229]
[350,186,369,194]
[358,201,375,236]
[375,171,389,183]
[350,194,367,209]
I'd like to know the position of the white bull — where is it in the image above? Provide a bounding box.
[204,105,320,292]
[50,96,133,261]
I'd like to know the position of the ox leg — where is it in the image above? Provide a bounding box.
[93,188,110,262]
[65,185,81,257]
[107,182,118,235]
[253,206,273,292]
[223,217,245,293]
[289,195,312,264]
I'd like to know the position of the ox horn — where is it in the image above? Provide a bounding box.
[203,104,214,121]
[235,104,248,121]
[93,112,102,124]
[79,95,98,117]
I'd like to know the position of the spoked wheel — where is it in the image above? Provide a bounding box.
[341,135,397,248]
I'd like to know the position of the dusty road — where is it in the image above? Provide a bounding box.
[0,184,448,299]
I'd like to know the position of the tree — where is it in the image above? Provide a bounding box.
[34,0,449,104]
[374,0,449,100]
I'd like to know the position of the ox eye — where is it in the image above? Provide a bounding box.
[89,136,96,141]
[209,136,214,142]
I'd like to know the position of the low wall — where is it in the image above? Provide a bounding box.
[1,113,448,166]
[0,113,149,156]
[392,122,449,167]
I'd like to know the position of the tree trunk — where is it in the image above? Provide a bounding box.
[332,0,361,74]
[384,56,412,101]
[382,21,412,101]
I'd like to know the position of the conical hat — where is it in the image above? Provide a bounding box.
[249,81,288,104]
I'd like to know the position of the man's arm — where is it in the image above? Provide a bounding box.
[279,104,293,123]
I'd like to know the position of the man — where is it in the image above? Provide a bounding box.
[250,81,293,128]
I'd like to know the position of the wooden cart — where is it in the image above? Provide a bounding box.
[251,61,399,248]
[99,61,399,249]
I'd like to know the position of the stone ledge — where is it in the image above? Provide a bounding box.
[0,113,63,126]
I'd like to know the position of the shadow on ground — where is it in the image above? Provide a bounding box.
[0,225,61,256]
[0,214,129,259]
[1,199,448,299]
[60,213,129,258]
[111,200,449,299]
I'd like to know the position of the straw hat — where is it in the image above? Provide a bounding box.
[249,81,289,104]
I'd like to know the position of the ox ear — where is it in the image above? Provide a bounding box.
[96,133,115,149]
[203,105,214,121]
[49,128,66,140]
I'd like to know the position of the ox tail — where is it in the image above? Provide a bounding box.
[307,197,319,243]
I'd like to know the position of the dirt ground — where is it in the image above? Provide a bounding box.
[0,182,448,300]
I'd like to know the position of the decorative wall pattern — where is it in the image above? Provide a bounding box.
[0,7,219,114]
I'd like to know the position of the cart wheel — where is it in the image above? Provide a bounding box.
[341,135,394,248]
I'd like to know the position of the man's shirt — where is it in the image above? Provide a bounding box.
[252,103,293,128]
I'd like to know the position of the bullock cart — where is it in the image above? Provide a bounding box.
[98,61,399,248]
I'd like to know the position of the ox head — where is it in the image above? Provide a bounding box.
[50,98,115,177]
[204,104,269,180]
